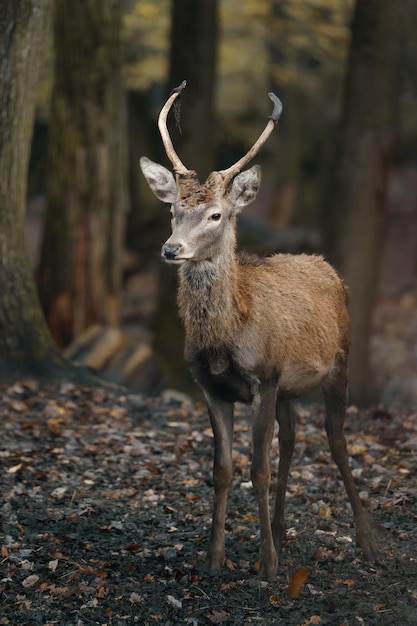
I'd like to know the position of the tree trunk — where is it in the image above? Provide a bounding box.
[322,0,400,406]
[38,0,128,348]
[0,0,70,379]
[167,0,218,181]
[152,0,219,395]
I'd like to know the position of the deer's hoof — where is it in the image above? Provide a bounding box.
[259,563,277,582]
[358,536,379,562]
[356,519,379,561]
[205,551,225,576]
[259,553,278,582]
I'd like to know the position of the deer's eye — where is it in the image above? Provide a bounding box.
[210,213,221,221]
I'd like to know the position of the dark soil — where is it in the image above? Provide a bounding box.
[1,381,416,625]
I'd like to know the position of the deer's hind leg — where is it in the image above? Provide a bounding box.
[271,399,296,553]
[321,361,378,560]
[250,383,279,581]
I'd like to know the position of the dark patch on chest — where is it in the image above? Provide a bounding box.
[187,348,254,404]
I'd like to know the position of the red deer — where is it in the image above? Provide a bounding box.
[140,81,378,581]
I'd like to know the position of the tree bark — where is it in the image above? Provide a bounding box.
[152,0,219,395]
[38,0,128,348]
[0,0,71,379]
[167,0,218,182]
[322,0,400,406]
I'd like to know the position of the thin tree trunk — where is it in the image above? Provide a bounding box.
[153,0,219,395]
[323,0,400,406]
[168,0,218,182]
[38,0,128,348]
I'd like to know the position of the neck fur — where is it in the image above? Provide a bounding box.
[178,248,237,351]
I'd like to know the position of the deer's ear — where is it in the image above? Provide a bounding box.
[228,165,261,210]
[140,157,178,204]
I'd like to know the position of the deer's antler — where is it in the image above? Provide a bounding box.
[158,80,189,176]
[219,92,282,183]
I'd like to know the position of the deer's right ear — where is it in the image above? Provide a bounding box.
[140,157,178,204]
[227,165,262,210]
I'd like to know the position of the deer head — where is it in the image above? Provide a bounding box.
[140,81,282,264]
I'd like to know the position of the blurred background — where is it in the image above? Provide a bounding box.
[20,0,417,408]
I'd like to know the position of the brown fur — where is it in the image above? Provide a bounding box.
[179,251,349,398]
[176,170,225,206]
[140,107,378,581]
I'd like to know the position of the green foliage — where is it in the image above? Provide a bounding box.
[122,0,353,113]
[123,0,171,90]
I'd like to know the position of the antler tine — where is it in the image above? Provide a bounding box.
[158,80,189,176]
[219,92,283,183]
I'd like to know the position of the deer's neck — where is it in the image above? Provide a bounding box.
[178,251,238,352]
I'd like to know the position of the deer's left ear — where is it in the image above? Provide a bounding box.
[228,165,261,210]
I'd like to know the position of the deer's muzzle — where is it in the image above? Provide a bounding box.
[162,243,183,262]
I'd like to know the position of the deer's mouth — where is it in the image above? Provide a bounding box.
[164,257,188,264]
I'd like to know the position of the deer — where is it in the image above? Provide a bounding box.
[140,81,378,581]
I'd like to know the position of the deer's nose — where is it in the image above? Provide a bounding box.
[162,243,182,260]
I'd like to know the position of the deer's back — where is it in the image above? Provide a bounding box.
[233,253,350,396]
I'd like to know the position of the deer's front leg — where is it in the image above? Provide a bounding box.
[251,383,278,581]
[204,391,234,575]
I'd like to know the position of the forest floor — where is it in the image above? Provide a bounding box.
[4,207,417,624]
[1,380,416,626]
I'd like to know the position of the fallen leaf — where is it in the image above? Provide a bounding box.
[50,487,67,499]
[47,417,63,436]
[22,574,40,588]
[269,593,281,606]
[10,399,28,412]
[166,594,182,609]
[302,616,321,625]
[130,592,143,604]
[286,567,310,598]
[207,609,230,624]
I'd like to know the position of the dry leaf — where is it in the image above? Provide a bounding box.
[10,399,28,412]
[269,593,281,606]
[48,559,59,572]
[302,616,321,625]
[286,567,310,598]
[47,417,63,436]
[50,487,67,499]
[207,609,230,624]
[130,592,143,604]
[22,574,40,588]
[166,594,182,609]
[7,463,23,474]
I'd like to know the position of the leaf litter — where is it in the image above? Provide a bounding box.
[0,380,416,625]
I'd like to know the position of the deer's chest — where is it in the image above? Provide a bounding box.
[187,348,255,404]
